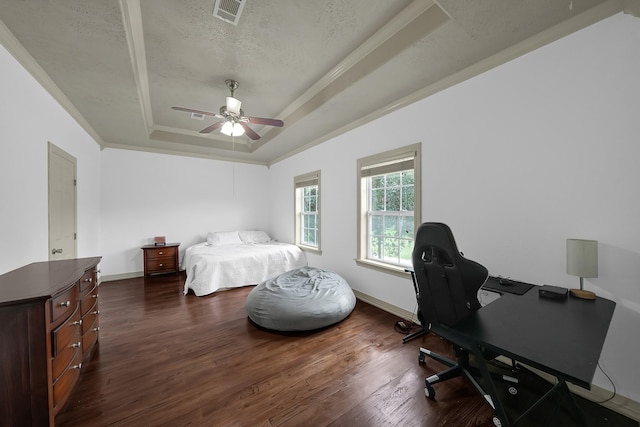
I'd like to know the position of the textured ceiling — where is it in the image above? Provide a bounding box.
[0,0,635,165]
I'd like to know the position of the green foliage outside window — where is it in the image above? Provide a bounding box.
[368,170,415,266]
[302,186,318,246]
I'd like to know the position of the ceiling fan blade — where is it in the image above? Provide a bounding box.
[239,123,261,140]
[199,121,225,134]
[172,106,222,118]
[247,116,284,127]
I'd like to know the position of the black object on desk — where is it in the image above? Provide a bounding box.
[451,287,616,426]
[483,275,534,295]
[538,284,569,300]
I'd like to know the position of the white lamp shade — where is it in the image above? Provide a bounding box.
[220,121,234,136]
[567,239,598,278]
[220,121,245,137]
[232,122,245,136]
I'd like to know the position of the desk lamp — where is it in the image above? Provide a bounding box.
[566,238,598,299]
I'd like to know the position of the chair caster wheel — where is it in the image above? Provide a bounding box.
[424,385,436,400]
[508,386,518,395]
[418,354,426,364]
[492,415,503,427]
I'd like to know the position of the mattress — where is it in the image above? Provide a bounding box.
[183,241,308,296]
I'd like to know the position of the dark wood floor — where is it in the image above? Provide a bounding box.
[55,274,633,427]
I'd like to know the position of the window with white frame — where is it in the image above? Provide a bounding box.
[294,171,321,253]
[357,144,421,273]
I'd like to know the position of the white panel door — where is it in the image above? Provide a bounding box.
[48,142,77,260]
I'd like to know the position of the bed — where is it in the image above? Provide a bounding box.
[182,230,308,296]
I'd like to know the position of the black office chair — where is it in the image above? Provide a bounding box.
[411,222,518,409]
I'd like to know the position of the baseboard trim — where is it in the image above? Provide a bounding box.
[101,271,144,282]
[353,289,418,323]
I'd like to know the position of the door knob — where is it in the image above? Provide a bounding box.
[52,248,63,254]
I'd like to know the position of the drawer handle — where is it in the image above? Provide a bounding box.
[158,251,163,255]
[59,300,71,308]
[83,277,93,283]
[71,341,81,348]
[72,362,83,370]
[93,326,101,332]
[72,320,83,326]
[92,293,99,298]
[92,310,100,315]
[159,263,164,267]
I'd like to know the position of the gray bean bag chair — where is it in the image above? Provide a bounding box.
[246,266,356,331]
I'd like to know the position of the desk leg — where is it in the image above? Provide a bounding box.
[558,379,590,427]
[470,347,512,426]
[474,359,590,427]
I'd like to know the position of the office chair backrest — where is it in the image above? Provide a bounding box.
[412,222,488,327]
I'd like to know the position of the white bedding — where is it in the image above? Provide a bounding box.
[183,241,308,296]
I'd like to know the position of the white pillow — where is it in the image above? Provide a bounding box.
[238,230,271,244]
[206,231,242,246]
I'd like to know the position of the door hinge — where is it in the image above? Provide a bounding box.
[74,179,77,186]
[74,233,77,240]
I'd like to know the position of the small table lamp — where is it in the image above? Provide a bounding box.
[566,238,598,299]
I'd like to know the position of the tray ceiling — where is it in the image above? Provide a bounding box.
[0,0,633,165]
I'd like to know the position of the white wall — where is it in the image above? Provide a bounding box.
[100,149,271,276]
[0,44,101,274]
[270,12,640,402]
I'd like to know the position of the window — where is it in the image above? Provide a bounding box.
[294,170,321,253]
[357,144,421,273]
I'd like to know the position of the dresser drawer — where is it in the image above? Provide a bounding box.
[52,349,83,413]
[79,269,97,295]
[145,246,177,259]
[80,285,99,316]
[50,285,79,325]
[52,306,81,357]
[52,344,81,383]
[82,320,100,355]
[82,302,99,336]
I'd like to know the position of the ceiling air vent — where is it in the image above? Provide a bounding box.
[213,0,246,26]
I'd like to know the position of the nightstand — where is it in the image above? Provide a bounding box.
[141,243,180,276]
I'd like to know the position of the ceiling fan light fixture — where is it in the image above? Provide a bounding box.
[233,123,245,136]
[221,121,245,136]
[226,96,242,115]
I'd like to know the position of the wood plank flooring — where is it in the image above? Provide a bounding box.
[54,274,496,427]
[55,273,632,427]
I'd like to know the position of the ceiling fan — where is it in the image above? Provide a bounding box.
[172,79,284,140]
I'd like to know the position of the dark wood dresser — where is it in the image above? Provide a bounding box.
[0,256,101,427]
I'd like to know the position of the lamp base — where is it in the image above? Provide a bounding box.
[569,288,596,300]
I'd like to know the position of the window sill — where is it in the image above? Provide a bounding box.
[355,259,411,278]
[298,245,322,255]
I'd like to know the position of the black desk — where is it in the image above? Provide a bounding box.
[448,281,616,426]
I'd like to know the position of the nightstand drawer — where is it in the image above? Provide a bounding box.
[146,258,177,273]
[145,246,177,259]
